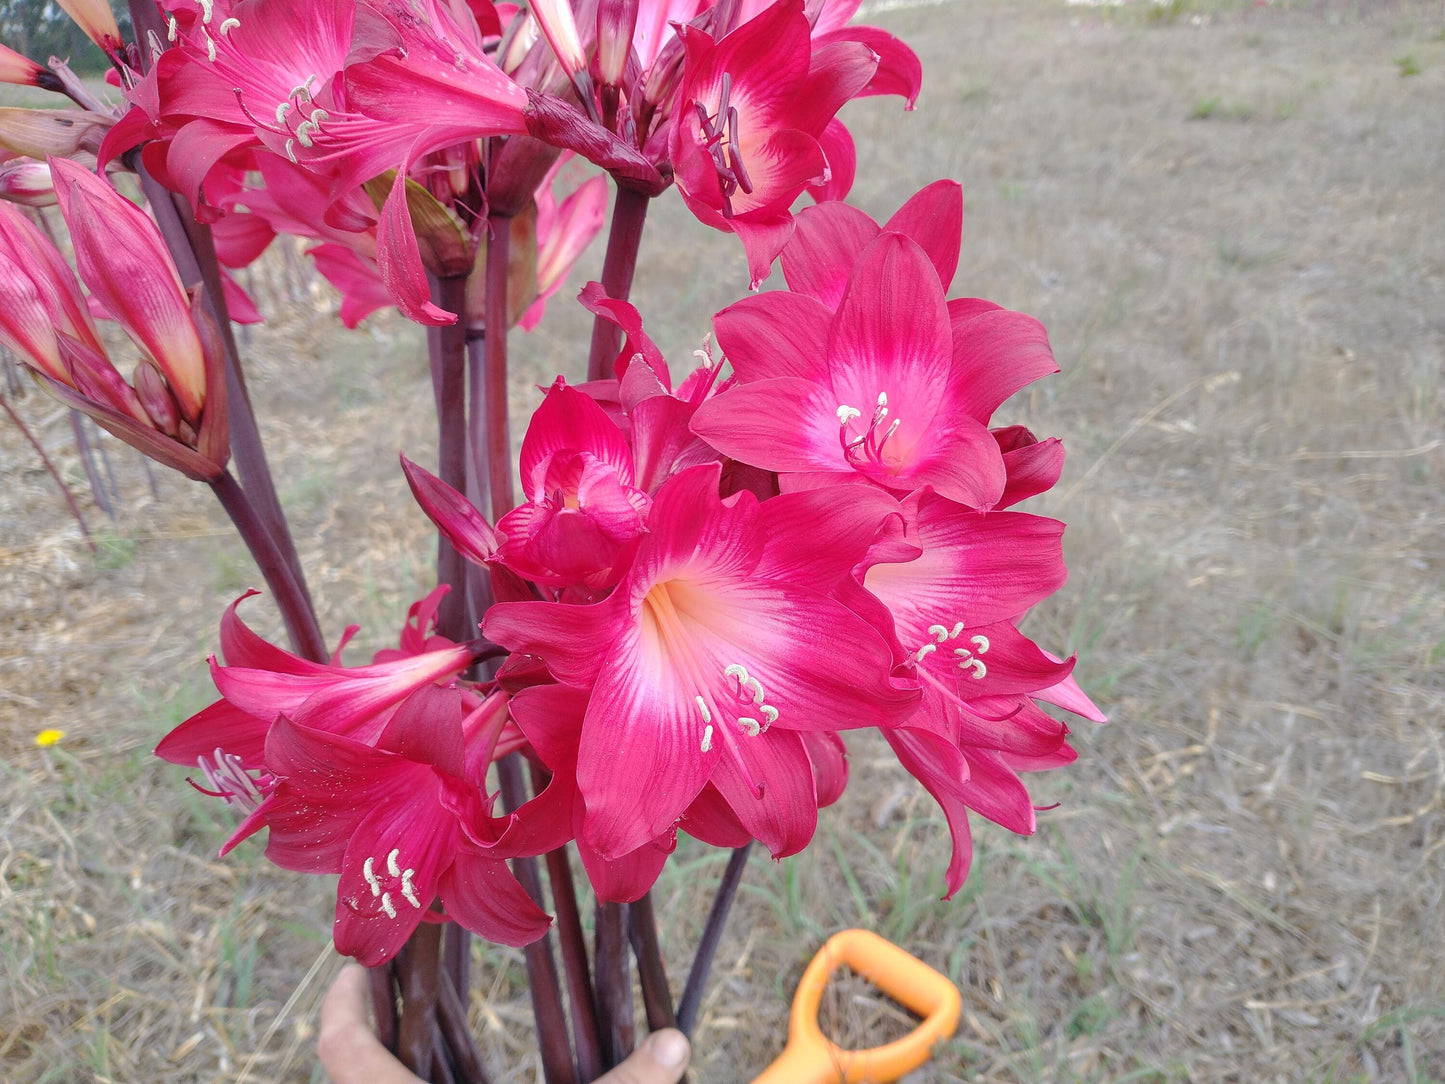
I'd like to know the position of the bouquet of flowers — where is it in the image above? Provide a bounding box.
[0,0,1103,1078]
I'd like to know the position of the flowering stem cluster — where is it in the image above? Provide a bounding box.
[0,0,1106,1081]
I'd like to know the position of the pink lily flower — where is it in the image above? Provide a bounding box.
[668,0,878,286]
[495,378,652,589]
[156,590,483,809]
[692,231,1034,508]
[484,462,917,859]
[228,690,558,964]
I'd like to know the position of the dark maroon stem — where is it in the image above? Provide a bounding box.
[438,967,492,1084]
[1,392,93,547]
[68,410,113,519]
[463,335,497,635]
[209,470,328,665]
[628,893,675,1032]
[397,921,443,1079]
[443,924,472,1031]
[483,216,515,524]
[498,754,576,1084]
[676,843,752,1037]
[368,963,399,1055]
[585,186,651,382]
[530,764,604,1082]
[127,0,320,660]
[593,901,634,1068]
[430,274,471,643]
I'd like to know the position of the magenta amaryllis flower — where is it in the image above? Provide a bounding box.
[693,231,1050,507]
[227,690,560,964]
[156,590,482,808]
[494,378,651,589]
[484,463,917,858]
[850,488,1097,894]
[668,0,878,286]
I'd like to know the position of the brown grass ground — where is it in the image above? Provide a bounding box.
[2,0,1443,1081]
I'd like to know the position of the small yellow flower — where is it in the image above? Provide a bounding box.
[34,728,65,747]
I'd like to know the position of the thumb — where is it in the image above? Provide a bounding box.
[595,1029,691,1084]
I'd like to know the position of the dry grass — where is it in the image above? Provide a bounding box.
[3,0,1445,1081]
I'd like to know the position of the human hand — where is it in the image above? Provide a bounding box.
[319,964,692,1084]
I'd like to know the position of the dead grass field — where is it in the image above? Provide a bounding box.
[3,0,1444,1081]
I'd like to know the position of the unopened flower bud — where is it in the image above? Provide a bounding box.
[133,358,181,438]
[0,160,56,207]
[55,0,124,56]
[597,0,639,87]
[0,108,112,160]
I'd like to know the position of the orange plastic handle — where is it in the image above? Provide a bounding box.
[749,929,961,1084]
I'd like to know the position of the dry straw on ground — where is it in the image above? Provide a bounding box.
[2,1,1442,1081]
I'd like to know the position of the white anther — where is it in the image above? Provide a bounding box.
[876,391,888,407]
[401,869,421,909]
[198,0,213,23]
[290,75,317,100]
[295,120,315,147]
[202,28,216,61]
[275,101,291,124]
[147,29,164,61]
[386,848,401,878]
[971,634,990,654]
[964,658,987,680]
[951,622,965,639]
[166,15,177,41]
[738,717,761,737]
[743,676,766,706]
[760,705,779,727]
[954,647,972,659]
[219,17,239,34]
[380,892,397,919]
[836,405,862,425]
[695,695,712,724]
[881,418,901,444]
[307,108,330,129]
[362,857,381,895]
[915,643,937,660]
[701,724,714,752]
[928,624,949,642]
[285,138,297,162]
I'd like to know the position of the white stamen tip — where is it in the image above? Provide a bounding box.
[203,29,216,61]
[882,418,901,443]
[198,0,214,23]
[285,138,297,162]
[928,624,949,642]
[386,848,401,878]
[401,870,421,909]
[951,622,965,639]
[362,857,381,895]
[695,695,712,724]
[915,643,937,660]
[275,101,291,124]
[380,892,397,919]
[219,17,239,34]
[295,121,315,147]
[971,634,990,653]
[967,659,987,680]
[745,677,766,705]
[836,405,862,425]
[954,647,972,658]
[701,724,714,753]
[876,391,888,407]
[166,15,177,41]
[760,705,779,725]
[738,717,761,737]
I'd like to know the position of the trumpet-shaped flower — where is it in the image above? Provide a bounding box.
[484,462,917,859]
[693,231,1037,507]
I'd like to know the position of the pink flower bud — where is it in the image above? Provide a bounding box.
[132,359,181,438]
[0,43,48,88]
[0,202,103,380]
[49,158,209,425]
[0,160,56,208]
[54,0,123,56]
[597,0,639,87]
